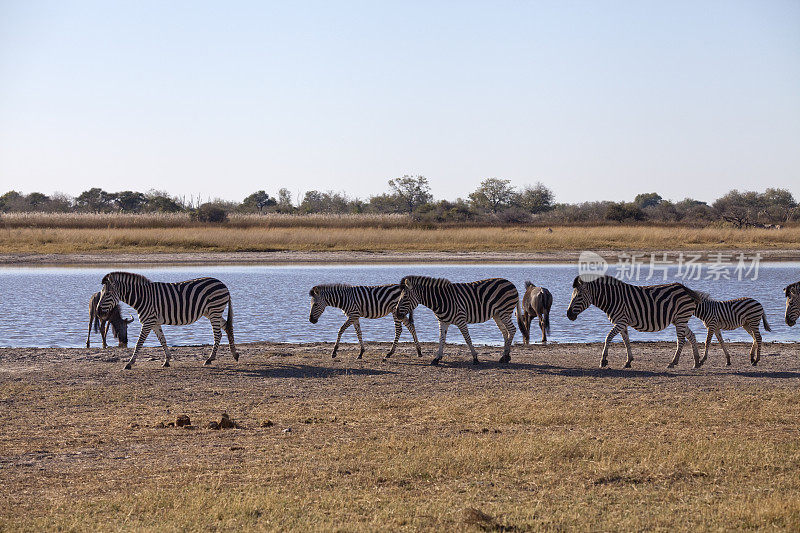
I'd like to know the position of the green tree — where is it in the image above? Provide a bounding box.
[634,192,663,209]
[277,188,294,213]
[469,178,515,213]
[387,175,433,213]
[241,190,277,213]
[114,191,147,212]
[516,182,554,213]
[75,188,114,211]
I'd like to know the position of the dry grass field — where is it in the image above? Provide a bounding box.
[1,215,798,254]
[2,341,800,531]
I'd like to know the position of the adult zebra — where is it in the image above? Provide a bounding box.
[566,275,702,369]
[395,275,520,365]
[785,281,800,327]
[309,283,422,360]
[694,293,770,366]
[96,271,237,369]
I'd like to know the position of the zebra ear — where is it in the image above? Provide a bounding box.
[101,274,110,285]
[786,284,798,297]
[309,288,316,297]
[572,276,583,288]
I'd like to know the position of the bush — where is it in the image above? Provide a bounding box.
[193,203,228,223]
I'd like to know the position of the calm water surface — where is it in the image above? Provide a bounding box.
[0,263,798,348]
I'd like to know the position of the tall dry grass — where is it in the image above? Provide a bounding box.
[0,224,798,253]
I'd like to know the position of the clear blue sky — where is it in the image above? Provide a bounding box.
[1,1,798,204]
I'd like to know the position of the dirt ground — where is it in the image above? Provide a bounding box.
[2,341,800,531]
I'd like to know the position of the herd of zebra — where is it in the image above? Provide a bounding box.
[87,270,800,370]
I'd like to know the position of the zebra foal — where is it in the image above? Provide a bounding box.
[786,281,800,327]
[566,275,702,368]
[309,283,422,360]
[395,275,520,365]
[694,294,770,366]
[96,271,237,369]
[519,282,553,345]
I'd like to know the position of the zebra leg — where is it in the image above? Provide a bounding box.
[332,317,354,358]
[86,317,93,348]
[538,313,547,344]
[353,318,365,359]
[494,314,514,363]
[124,325,152,370]
[402,317,423,357]
[432,321,449,365]
[204,318,223,366]
[521,311,531,345]
[687,328,701,368]
[601,324,622,368]
[620,326,633,368]
[101,322,109,349]
[224,316,238,362]
[153,325,172,367]
[456,322,480,365]
[385,316,403,359]
[745,326,761,366]
[715,330,731,366]
[702,329,714,367]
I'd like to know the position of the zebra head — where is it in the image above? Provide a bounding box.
[785,282,800,327]
[566,275,591,321]
[97,273,121,320]
[309,286,327,324]
[395,277,421,320]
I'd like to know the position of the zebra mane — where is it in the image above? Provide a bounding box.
[309,283,351,296]
[524,281,535,289]
[102,271,151,285]
[695,291,713,301]
[401,275,452,288]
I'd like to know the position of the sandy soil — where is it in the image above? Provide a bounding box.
[2,341,799,530]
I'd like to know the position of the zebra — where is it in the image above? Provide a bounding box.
[566,275,702,369]
[308,283,422,360]
[785,281,800,327]
[519,282,552,345]
[86,291,133,348]
[96,271,237,369]
[395,275,521,365]
[693,293,771,366]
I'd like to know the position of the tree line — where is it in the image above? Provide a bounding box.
[1,177,797,227]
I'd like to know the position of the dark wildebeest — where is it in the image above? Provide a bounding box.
[519,282,553,345]
[87,291,133,348]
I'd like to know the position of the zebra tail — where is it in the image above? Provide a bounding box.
[224,298,234,335]
[92,311,101,334]
[544,311,551,334]
[516,300,529,339]
[762,310,771,332]
[407,308,415,326]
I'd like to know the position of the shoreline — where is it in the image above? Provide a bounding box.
[2,248,799,266]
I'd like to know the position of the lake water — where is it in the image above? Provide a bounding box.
[0,263,798,349]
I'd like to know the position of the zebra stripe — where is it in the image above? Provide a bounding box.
[566,275,701,368]
[309,283,422,360]
[96,271,237,369]
[395,275,521,365]
[785,281,800,327]
[694,294,770,366]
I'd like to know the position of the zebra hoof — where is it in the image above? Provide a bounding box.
[667,363,676,369]
[430,358,441,366]
[600,360,608,368]
[624,362,632,368]
[123,363,132,370]
[162,361,170,368]
[499,355,510,364]
[233,353,239,362]
[204,359,214,366]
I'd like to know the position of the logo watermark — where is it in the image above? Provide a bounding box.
[577,252,761,282]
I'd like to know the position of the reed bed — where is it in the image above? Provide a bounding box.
[0,224,798,254]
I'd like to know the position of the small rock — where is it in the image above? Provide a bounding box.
[155,421,166,428]
[261,420,274,428]
[282,427,292,434]
[176,415,191,427]
[207,421,220,430]
[128,422,139,429]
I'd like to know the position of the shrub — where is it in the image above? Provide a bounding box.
[193,203,228,223]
